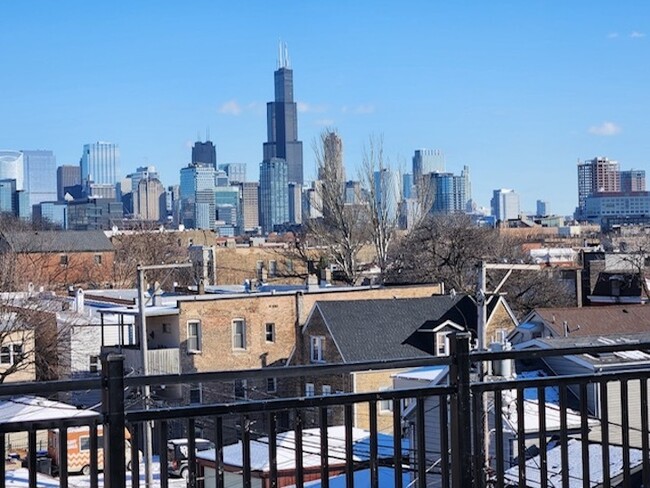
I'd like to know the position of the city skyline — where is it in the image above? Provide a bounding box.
[1,2,649,214]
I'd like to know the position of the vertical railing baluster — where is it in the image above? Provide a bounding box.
[58,426,68,488]
[392,398,403,488]
[319,408,329,488]
[559,385,569,488]
[344,404,354,488]
[130,425,139,488]
[516,387,525,488]
[449,332,472,488]
[416,397,426,488]
[241,415,251,488]
[102,354,126,488]
[89,421,98,488]
[641,378,650,488]
[621,379,630,487]
[494,389,504,488]
[188,418,197,488]
[440,394,450,488]
[295,410,304,488]
[0,433,5,485]
[28,430,37,488]
[538,386,548,488]
[368,401,377,488]
[269,413,278,488]
[159,420,168,488]
[600,381,610,488]
[215,416,224,488]
[579,382,590,488]
[472,389,483,487]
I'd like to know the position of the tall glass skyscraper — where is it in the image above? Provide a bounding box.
[192,140,217,168]
[80,142,120,185]
[21,150,57,207]
[0,151,24,190]
[262,44,304,185]
[259,158,289,233]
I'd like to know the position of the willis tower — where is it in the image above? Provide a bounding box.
[263,43,303,185]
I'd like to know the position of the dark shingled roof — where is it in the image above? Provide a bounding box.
[312,295,467,362]
[0,230,114,253]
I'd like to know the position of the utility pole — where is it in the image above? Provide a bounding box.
[476,261,541,485]
[137,262,193,488]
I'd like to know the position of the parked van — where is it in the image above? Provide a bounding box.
[47,425,135,475]
[168,438,214,479]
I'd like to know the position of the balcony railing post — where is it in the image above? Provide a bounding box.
[449,332,473,488]
[102,353,126,488]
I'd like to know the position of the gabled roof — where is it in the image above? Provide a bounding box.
[311,295,467,362]
[523,305,650,337]
[0,230,114,253]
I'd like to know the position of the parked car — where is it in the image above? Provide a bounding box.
[168,438,215,479]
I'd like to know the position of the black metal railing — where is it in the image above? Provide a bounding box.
[0,333,649,488]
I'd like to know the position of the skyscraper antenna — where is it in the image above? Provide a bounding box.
[278,39,283,69]
[284,42,290,68]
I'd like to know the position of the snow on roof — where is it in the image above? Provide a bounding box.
[289,466,409,488]
[99,306,179,317]
[197,426,404,472]
[393,365,448,382]
[504,439,643,487]
[0,396,99,424]
[517,370,560,404]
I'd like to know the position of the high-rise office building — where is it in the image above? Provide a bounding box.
[536,200,549,217]
[621,170,646,193]
[0,179,17,213]
[192,140,217,168]
[179,163,216,229]
[491,189,520,221]
[318,132,344,183]
[134,177,166,221]
[219,163,246,185]
[240,182,260,231]
[80,142,120,186]
[0,151,24,190]
[21,150,57,208]
[288,182,302,225]
[262,44,304,185]
[412,149,445,183]
[429,170,469,214]
[374,168,400,222]
[57,165,81,201]
[259,158,289,233]
[128,166,160,193]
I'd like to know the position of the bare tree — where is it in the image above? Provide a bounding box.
[362,134,399,282]
[111,225,190,288]
[387,214,573,317]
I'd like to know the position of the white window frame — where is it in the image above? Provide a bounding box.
[436,331,450,357]
[379,387,393,413]
[187,320,202,353]
[265,323,275,343]
[0,344,23,366]
[310,336,325,363]
[89,355,100,373]
[305,383,315,397]
[232,319,247,350]
[322,385,332,396]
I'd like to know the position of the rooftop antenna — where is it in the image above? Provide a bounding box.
[284,42,290,68]
[277,39,283,69]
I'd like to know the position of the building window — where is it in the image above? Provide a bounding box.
[0,344,23,366]
[235,379,247,400]
[265,323,275,343]
[94,254,102,265]
[305,383,315,397]
[436,332,450,356]
[190,384,202,404]
[162,323,171,334]
[256,260,264,280]
[310,336,325,363]
[322,385,332,395]
[233,319,246,350]
[285,259,294,273]
[89,355,100,373]
[379,387,393,413]
[187,321,201,353]
[267,377,277,393]
[269,260,277,277]
[59,254,68,266]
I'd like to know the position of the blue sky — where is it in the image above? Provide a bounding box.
[1,1,648,215]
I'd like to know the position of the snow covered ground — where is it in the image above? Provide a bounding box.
[4,460,186,488]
